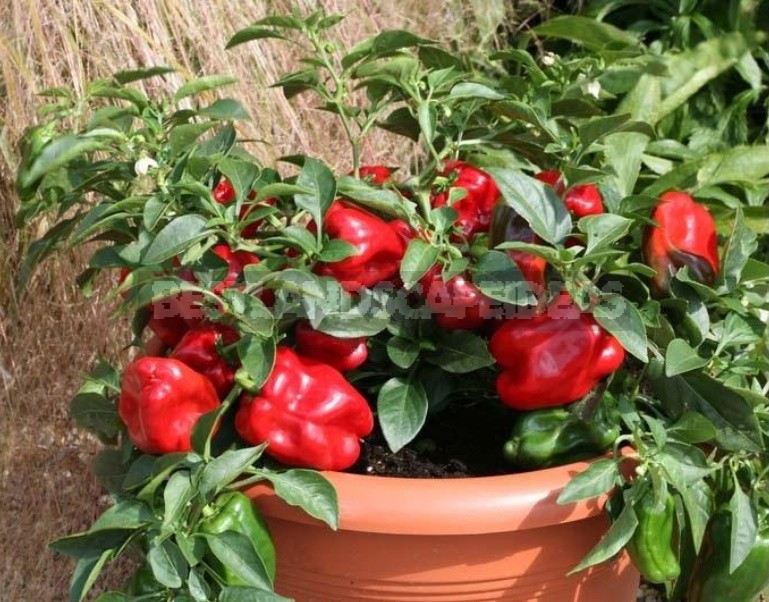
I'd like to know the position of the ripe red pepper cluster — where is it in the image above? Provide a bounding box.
[117,161,720,472]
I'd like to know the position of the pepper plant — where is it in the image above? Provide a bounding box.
[15,6,769,602]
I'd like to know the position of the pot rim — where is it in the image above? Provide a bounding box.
[245,457,609,535]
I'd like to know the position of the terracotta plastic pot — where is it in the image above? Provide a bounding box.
[245,458,640,602]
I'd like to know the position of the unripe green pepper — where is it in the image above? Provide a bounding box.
[688,508,769,602]
[199,491,276,585]
[502,407,619,469]
[627,490,681,584]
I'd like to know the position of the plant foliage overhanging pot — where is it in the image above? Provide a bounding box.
[15,3,769,602]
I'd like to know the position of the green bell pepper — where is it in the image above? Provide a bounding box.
[688,508,769,602]
[627,489,681,584]
[199,491,276,585]
[502,406,619,469]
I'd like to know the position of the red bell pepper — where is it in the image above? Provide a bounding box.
[170,323,239,398]
[294,320,368,372]
[536,171,604,218]
[423,266,495,331]
[314,201,407,292]
[213,178,274,238]
[432,160,500,237]
[357,165,392,185]
[118,357,220,454]
[644,191,719,295]
[489,292,625,410]
[211,244,260,294]
[535,170,567,196]
[235,347,374,470]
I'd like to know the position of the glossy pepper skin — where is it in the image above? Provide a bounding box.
[199,491,276,584]
[490,204,547,292]
[536,170,604,218]
[118,357,219,454]
[314,201,407,292]
[213,178,272,238]
[535,170,567,196]
[357,164,392,185]
[644,191,719,295]
[432,161,500,237]
[211,244,260,294]
[688,508,769,602]
[503,407,619,469]
[235,347,374,470]
[295,320,368,372]
[422,266,495,331]
[626,490,681,584]
[170,323,238,398]
[489,292,625,410]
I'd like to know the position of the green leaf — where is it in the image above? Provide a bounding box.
[715,313,762,356]
[226,27,287,49]
[729,482,758,573]
[698,146,769,188]
[148,539,187,588]
[237,335,276,389]
[70,393,118,440]
[201,98,250,123]
[668,411,717,444]
[90,500,154,531]
[652,369,763,452]
[51,529,131,559]
[534,15,639,50]
[220,587,292,602]
[318,239,358,262]
[472,250,535,305]
[665,338,708,376]
[168,122,216,155]
[18,134,105,190]
[603,132,649,197]
[336,175,414,219]
[400,239,439,289]
[296,158,336,238]
[426,330,494,374]
[202,531,270,589]
[142,215,209,264]
[69,550,112,602]
[113,66,174,84]
[570,499,638,574]
[719,207,757,292]
[188,567,210,602]
[162,471,194,528]
[224,290,275,337]
[417,104,437,145]
[199,445,266,499]
[449,82,506,100]
[174,75,238,101]
[377,377,429,453]
[386,336,420,369]
[260,470,339,529]
[579,214,633,255]
[487,167,572,244]
[680,479,713,553]
[578,114,632,150]
[92,449,130,494]
[593,294,648,362]
[218,158,260,202]
[557,459,619,505]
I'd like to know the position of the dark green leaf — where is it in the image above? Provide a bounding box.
[426,330,494,374]
[69,551,112,602]
[719,207,757,292]
[295,158,336,237]
[148,539,187,588]
[570,500,638,574]
[90,500,154,531]
[487,167,572,244]
[386,336,420,369]
[557,459,619,505]
[92,449,130,494]
[377,377,428,453]
[593,294,648,362]
[142,215,209,264]
[220,587,291,602]
[113,66,174,84]
[237,335,276,389]
[534,16,639,50]
[19,135,105,190]
[579,214,633,255]
[400,239,439,290]
[472,250,535,305]
[174,75,238,101]
[226,27,288,50]
[730,482,758,573]
[665,339,708,376]
[70,393,119,440]
[199,445,266,499]
[260,469,338,529]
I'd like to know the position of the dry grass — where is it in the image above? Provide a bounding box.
[0,0,514,599]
